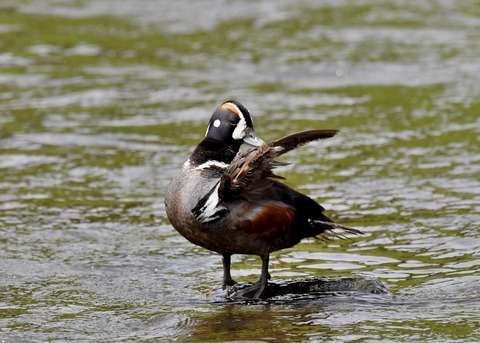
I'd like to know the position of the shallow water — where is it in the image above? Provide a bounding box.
[1,0,479,342]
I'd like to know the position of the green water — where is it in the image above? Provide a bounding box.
[1,1,479,342]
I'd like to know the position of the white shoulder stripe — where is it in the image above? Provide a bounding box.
[196,183,226,223]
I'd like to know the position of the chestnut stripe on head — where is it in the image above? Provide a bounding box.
[219,102,243,117]
[221,101,249,141]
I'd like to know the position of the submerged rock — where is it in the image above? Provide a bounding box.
[209,276,389,302]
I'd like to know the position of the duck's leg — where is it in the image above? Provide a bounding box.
[229,253,270,299]
[253,253,270,299]
[222,253,236,287]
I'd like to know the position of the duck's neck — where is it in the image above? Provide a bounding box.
[189,138,239,166]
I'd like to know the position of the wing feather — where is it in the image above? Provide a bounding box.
[271,129,339,157]
[219,130,338,202]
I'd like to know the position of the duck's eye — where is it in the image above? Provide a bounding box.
[229,120,237,126]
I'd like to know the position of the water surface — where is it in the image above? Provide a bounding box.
[1,0,479,342]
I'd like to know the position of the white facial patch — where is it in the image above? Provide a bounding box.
[205,119,222,137]
[232,112,247,140]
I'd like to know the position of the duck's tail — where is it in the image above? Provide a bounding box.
[309,219,363,242]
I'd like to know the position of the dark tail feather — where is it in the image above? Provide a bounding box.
[309,220,363,242]
[271,130,339,157]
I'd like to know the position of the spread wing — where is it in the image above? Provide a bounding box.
[219,130,339,201]
[192,129,361,240]
[193,130,339,224]
[271,129,338,157]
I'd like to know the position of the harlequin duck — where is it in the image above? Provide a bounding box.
[165,100,361,299]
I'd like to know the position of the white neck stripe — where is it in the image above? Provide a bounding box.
[194,160,229,170]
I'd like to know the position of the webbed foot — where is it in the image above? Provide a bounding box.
[227,281,268,300]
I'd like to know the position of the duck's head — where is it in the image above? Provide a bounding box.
[205,100,264,150]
